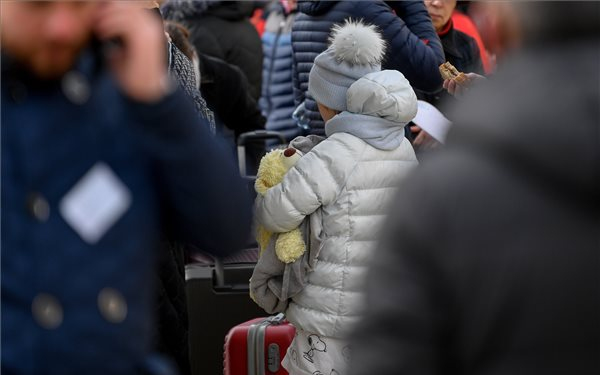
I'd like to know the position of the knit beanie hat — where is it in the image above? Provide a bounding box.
[308,20,386,112]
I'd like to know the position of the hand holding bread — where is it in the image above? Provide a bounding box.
[439,62,486,97]
[439,62,470,85]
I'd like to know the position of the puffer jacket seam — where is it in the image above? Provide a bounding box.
[303,280,364,293]
[331,143,367,335]
[360,159,416,163]
[293,164,325,208]
[334,189,351,336]
[313,258,371,267]
[313,258,343,266]
[341,239,376,243]
[348,186,399,191]
[291,301,360,318]
[323,136,365,202]
[343,213,387,218]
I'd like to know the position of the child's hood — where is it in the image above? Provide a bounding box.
[346,70,417,124]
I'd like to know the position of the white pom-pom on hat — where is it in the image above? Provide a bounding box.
[328,19,386,66]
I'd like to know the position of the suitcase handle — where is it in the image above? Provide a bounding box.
[188,250,258,293]
[237,130,287,147]
[237,130,287,177]
[214,257,226,289]
[266,313,285,325]
[212,257,252,293]
[213,257,241,292]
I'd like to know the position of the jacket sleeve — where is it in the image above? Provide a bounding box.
[366,1,445,93]
[128,87,252,257]
[255,138,354,233]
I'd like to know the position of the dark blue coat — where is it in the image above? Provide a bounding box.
[292,0,445,135]
[260,5,300,141]
[1,51,251,375]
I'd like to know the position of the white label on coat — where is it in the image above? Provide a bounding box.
[59,162,131,244]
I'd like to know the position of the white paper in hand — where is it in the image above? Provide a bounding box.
[413,100,453,143]
[59,162,131,244]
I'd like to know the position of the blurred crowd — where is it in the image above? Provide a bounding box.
[1,1,598,375]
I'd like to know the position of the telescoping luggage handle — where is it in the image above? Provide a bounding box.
[210,248,259,293]
[237,130,287,178]
[247,314,286,375]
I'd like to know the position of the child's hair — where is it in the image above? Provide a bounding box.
[165,21,197,61]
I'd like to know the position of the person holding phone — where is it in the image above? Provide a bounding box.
[1,2,251,374]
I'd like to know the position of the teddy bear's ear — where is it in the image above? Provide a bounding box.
[282,148,302,170]
[283,148,297,157]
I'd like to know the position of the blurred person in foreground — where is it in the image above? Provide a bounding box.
[1,2,251,374]
[350,2,599,375]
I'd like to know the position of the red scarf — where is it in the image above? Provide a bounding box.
[438,19,453,36]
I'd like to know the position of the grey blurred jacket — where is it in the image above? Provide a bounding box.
[349,5,600,373]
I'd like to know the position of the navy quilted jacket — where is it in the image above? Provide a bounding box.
[260,5,301,141]
[292,0,445,135]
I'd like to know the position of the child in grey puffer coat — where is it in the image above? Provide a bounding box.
[254,20,419,375]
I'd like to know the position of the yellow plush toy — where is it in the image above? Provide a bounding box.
[255,148,306,263]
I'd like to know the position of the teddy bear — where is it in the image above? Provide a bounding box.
[255,147,306,263]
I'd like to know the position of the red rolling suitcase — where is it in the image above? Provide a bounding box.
[224,314,296,375]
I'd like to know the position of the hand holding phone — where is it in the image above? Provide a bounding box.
[94,2,171,103]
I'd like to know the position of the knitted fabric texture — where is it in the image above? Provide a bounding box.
[169,43,216,133]
[308,20,386,112]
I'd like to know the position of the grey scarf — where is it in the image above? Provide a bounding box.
[325,112,407,151]
[168,42,216,133]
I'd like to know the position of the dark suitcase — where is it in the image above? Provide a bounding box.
[186,249,265,375]
[224,314,296,375]
[187,130,288,375]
